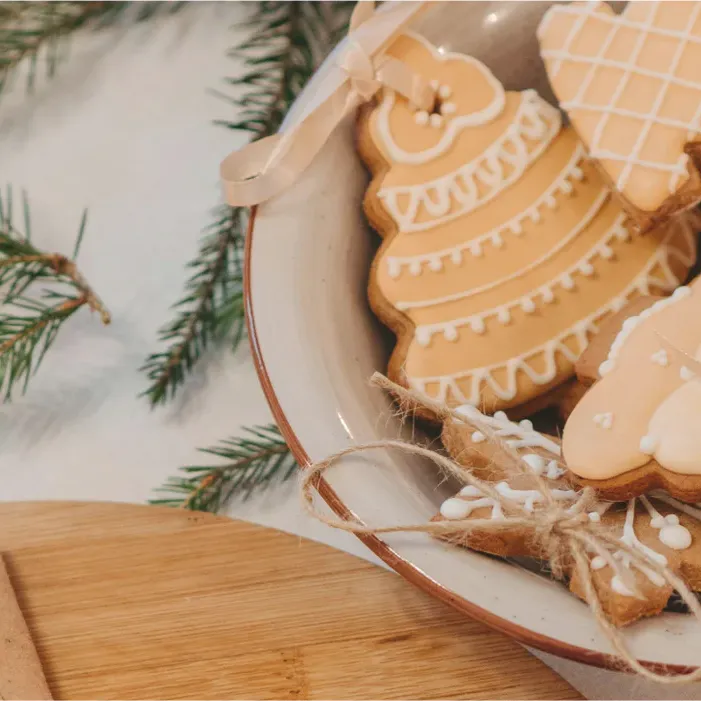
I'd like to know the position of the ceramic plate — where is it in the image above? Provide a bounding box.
[246,1,699,671]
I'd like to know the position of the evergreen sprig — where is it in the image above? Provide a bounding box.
[151,424,297,511]
[0,186,109,400]
[0,2,182,96]
[142,1,353,408]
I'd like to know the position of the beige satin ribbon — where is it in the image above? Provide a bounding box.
[220,1,433,207]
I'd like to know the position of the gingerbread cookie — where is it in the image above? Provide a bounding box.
[538,1,701,231]
[563,277,701,501]
[436,405,701,626]
[358,31,697,416]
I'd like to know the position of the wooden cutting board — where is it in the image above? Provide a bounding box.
[0,502,580,700]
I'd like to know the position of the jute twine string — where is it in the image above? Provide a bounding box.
[301,373,701,682]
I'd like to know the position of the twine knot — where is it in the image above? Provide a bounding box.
[340,41,382,102]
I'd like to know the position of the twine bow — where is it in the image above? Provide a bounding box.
[220,1,434,208]
[302,373,701,683]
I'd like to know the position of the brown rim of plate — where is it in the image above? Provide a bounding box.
[244,205,695,675]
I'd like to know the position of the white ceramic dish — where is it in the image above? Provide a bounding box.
[246,1,699,672]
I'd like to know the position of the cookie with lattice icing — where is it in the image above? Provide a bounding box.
[436,404,701,626]
[563,277,701,501]
[538,1,701,231]
[358,31,697,417]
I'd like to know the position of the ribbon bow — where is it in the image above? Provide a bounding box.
[220,1,433,208]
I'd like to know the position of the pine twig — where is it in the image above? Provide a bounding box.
[0,2,184,96]
[150,424,297,512]
[142,1,354,408]
[0,186,109,400]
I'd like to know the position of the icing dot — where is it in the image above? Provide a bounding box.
[430,113,443,128]
[451,249,462,265]
[560,273,575,291]
[541,287,555,304]
[459,485,481,497]
[598,359,615,376]
[387,258,401,279]
[599,244,614,260]
[440,498,470,520]
[588,512,601,523]
[491,232,503,248]
[579,261,594,276]
[650,349,669,367]
[530,209,542,224]
[522,454,545,475]
[494,411,508,421]
[639,435,658,455]
[510,221,523,235]
[416,328,432,347]
[428,257,443,272]
[444,325,458,342]
[611,297,626,312]
[497,308,511,324]
[665,514,680,526]
[681,365,695,381]
[409,260,422,276]
[438,84,452,99]
[571,166,584,181]
[440,101,457,115]
[430,79,440,90]
[593,412,613,430]
[559,180,574,195]
[660,524,692,550]
[469,317,486,334]
[615,227,630,242]
[545,194,557,209]
[414,110,429,126]
[519,419,533,431]
[521,297,536,313]
[469,241,483,257]
[471,431,486,444]
[591,556,606,570]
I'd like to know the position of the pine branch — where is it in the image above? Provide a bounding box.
[0,2,183,96]
[0,186,109,400]
[142,1,353,408]
[151,424,297,511]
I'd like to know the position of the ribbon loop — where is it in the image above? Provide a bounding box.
[220,1,433,208]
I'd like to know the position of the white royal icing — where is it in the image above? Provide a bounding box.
[650,349,669,367]
[378,90,561,233]
[384,145,587,279]
[598,286,692,377]
[408,219,695,406]
[411,209,630,346]
[593,412,614,430]
[455,404,561,456]
[681,365,696,381]
[374,32,506,166]
[539,2,701,195]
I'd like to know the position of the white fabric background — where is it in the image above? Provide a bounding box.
[1,5,699,699]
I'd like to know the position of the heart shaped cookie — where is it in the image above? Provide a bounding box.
[358,31,697,415]
[563,277,701,501]
[539,1,701,230]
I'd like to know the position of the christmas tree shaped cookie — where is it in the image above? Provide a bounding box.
[358,32,697,415]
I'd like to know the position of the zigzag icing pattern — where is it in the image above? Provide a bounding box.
[409,218,697,405]
[378,90,562,233]
[414,212,630,346]
[385,144,587,279]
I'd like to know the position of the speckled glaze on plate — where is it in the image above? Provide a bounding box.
[245,1,700,673]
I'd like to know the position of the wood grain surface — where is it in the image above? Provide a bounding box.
[0,502,581,700]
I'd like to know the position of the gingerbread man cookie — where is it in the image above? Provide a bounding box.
[564,277,701,501]
[437,405,701,626]
[358,32,697,416]
[539,1,701,231]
